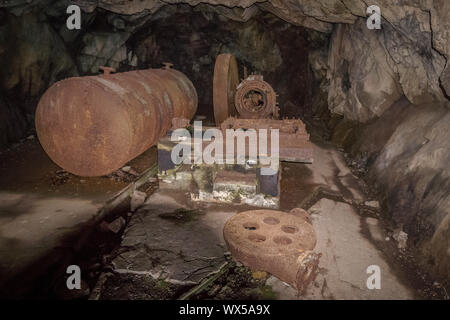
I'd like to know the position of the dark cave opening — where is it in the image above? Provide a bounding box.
[125,5,330,127]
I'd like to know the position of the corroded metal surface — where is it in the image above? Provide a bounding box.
[35,66,197,176]
[220,117,308,134]
[223,208,320,292]
[234,75,278,119]
[213,53,239,125]
[220,117,314,163]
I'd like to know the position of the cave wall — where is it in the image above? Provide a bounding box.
[0,7,78,147]
[0,0,327,145]
[0,0,449,282]
[127,5,327,121]
[75,0,449,102]
[320,6,450,282]
[333,97,450,282]
[371,103,449,280]
[321,7,450,283]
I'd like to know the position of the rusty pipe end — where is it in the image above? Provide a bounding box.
[99,66,117,75]
[162,62,174,70]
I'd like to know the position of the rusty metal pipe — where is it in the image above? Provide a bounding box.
[35,66,197,177]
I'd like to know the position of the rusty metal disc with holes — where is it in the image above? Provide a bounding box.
[234,75,277,119]
[213,53,239,125]
[223,208,319,292]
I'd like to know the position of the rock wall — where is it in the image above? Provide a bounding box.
[372,103,450,280]
[327,20,403,122]
[333,97,450,281]
[321,4,450,283]
[0,8,78,148]
[327,13,447,123]
[0,96,27,148]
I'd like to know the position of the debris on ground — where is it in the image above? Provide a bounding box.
[365,200,380,209]
[107,167,140,183]
[344,152,369,175]
[130,190,147,212]
[121,166,139,176]
[252,271,268,280]
[51,169,70,186]
[99,217,126,234]
[176,260,275,300]
[393,229,408,250]
[158,208,200,223]
[108,217,126,234]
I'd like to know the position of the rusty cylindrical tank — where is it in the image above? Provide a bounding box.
[35,65,197,176]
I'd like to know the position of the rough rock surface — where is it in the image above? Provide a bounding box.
[327,20,403,122]
[110,193,230,285]
[336,97,450,282]
[78,31,131,73]
[0,96,27,149]
[327,10,447,121]
[0,9,78,148]
[370,103,450,281]
[0,10,77,97]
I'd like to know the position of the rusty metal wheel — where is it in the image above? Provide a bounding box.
[213,53,239,125]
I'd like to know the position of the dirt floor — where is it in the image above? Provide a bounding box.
[92,143,447,300]
[0,136,157,297]
[0,136,447,299]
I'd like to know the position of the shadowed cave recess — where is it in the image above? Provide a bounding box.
[0,0,449,297]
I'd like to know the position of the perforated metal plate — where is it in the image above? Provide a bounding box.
[223,208,319,291]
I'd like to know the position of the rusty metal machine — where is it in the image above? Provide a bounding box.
[213,55,278,124]
[213,53,313,164]
[35,64,197,177]
[157,54,313,208]
[234,75,278,119]
[220,117,313,163]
